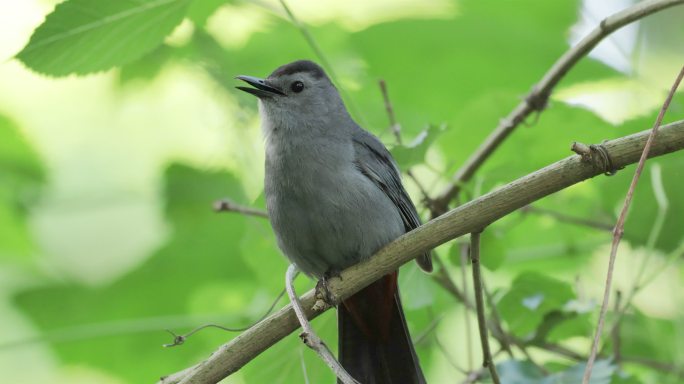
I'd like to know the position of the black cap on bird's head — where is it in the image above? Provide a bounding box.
[267,60,326,80]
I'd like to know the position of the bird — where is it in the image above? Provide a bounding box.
[237,60,431,384]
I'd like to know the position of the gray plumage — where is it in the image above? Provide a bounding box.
[237,60,430,384]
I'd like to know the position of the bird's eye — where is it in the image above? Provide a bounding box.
[291,81,304,93]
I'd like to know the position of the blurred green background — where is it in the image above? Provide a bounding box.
[1,0,683,383]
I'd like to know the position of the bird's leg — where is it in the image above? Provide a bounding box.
[315,268,341,308]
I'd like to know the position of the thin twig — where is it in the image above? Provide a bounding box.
[163,289,286,347]
[379,79,402,144]
[611,290,622,365]
[520,205,614,231]
[162,120,684,384]
[277,0,366,126]
[582,65,684,384]
[285,265,359,384]
[432,0,684,214]
[530,340,584,361]
[213,199,268,218]
[460,243,474,372]
[481,282,514,359]
[470,232,500,384]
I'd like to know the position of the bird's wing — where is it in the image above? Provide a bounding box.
[352,129,432,272]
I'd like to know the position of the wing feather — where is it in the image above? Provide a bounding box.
[352,129,432,272]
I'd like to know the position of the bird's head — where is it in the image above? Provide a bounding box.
[236,60,349,132]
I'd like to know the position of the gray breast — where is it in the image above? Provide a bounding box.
[264,135,403,277]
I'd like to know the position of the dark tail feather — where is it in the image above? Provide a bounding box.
[338,274,426,384]
[416,251,433,273]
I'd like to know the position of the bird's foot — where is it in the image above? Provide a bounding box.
[315,269,341,308]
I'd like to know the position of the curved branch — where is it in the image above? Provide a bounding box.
[160,120,684,384]
[431,0,684,214]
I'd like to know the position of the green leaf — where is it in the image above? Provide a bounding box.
[118,44,174,84]
[546,360,616,384]
[0,115,44,183]
[497,360,546,383]
[16,0,192,76]
[611,373,643,384]
[0,114,45,263]
[390,124,445,169]
[498,272,575,338]
[480,228,506,271]
[545,311,593,343]
[498,359,617,384]
[13,164,261,383]
[613,311,678,362]
[398,263,435,310]
[187,0,231,26]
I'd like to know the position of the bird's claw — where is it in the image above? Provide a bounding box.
[315,269,340,307]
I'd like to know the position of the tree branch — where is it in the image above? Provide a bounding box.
[469,232,500,383]
[431,0,684,214]
[161,120,684,384]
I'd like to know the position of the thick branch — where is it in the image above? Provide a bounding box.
[161,120,684,384]
[431,0,684,213]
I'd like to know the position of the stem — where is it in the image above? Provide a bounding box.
[582,65,684,384]
[470,232,500,384]
[213,199,268,218]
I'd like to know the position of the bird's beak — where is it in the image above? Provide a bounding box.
[235,75,285,98]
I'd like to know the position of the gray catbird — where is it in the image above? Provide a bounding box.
[237,60,431,384]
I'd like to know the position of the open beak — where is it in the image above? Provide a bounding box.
[235,75,285,98]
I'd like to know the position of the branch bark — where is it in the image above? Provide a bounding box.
[160,120,684,384]
[431,0,684,214]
